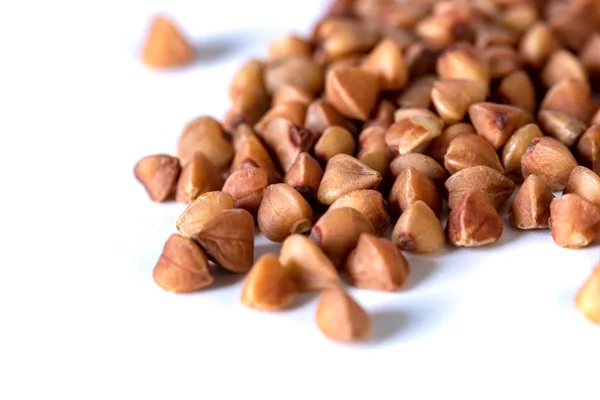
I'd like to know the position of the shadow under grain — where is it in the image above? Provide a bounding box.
[404,256,437,290]
[194,37,239,63]
[289,292,317,310]
[370,309,408,342]
[210,266,246,290]
[192,30,264,64]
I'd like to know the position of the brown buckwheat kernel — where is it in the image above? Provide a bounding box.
[241,254,298,311]
[447,191,503,247]
[316,286,371,343]
[310,207,374,268]
[258,183,314,242]
[576,264,600,325]
[392,201,445,254]
[153,234,213,293]
[134,154,181,203]
[508,175,554,230]
[345,234,410,292]
[279,234,339,292]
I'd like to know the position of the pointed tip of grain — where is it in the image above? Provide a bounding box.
[431,79,488,124]
[468,102,531,149]
[316,286,371,342]
[142,14,195,68]
[447,190,503,247]
[392,201,445,253]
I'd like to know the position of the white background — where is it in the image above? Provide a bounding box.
[0,1,598,399]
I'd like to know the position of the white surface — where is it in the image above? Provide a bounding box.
[0,1,598,399]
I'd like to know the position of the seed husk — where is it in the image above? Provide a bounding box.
[141,15,195,69]
[579,34,600,87]
[257,183,313,242]
[317,154,382,205]
[436,43,490,88]
[229,60,266,102]
[358,126,391,156]
[325,66,380,121]
[329,189,390,236]
[444,133,504,174]
[315,18,380,62]
[222,167,269,214]
[177,116,234,169]
[380,27,414,49]
[425,123,476,163]
[230,124,282,182]
[134,154,181,203]
[416,5,474,49]
[153,234,213,293]
[361,38,408,91]
[241,254,298,311]
[576,264,600,325]
[390,153,447,181]
[309,207,374,268]
[519,22,560,68]
[537,110,587,148]
[468,102,531,149]
[546,0,595,52]
[590,107,600,126]
[475,20,519,48]
[345,234,410,292]
[496,70,536,114]
[314,126,356,163]
[501,123,544,174]
[496,3,538,33]
[224,88,270,133]
[176,152,224,204]
[272,85,314,108]
[363,99,396,130]
[363,1,428,29]
[540,78,594,123]
[265,57,324,94]
[445,165,516,211]
[254,102,307,135]
[315,286,371,343]
[508,175,554,230]
[447,190,504,247]
[389,167,441,217]
[549,194,600,249]
[405,42,440,79]
[397,75,435,109]
[323,0,354,17]
[284,152,324,203]
[194,209,255,273]
[226,60,270,130]
[541,50,587,88]
[431,79,487,125]
[521,137,578,191]
[258,118,318,172]
[358,150,390,177]
[385,108,443,155]
[279,234,339,292]
[325,53,363,74]
[576,125,600,173]
[304,99,349,134]
[392,200,445,254]
[564,166,600,208]
[484,45,522,79]
[357,126,393,175]
[176,191,235,237]
[268,35,312,62]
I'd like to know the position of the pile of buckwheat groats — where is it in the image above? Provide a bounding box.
[135,0,600,342]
